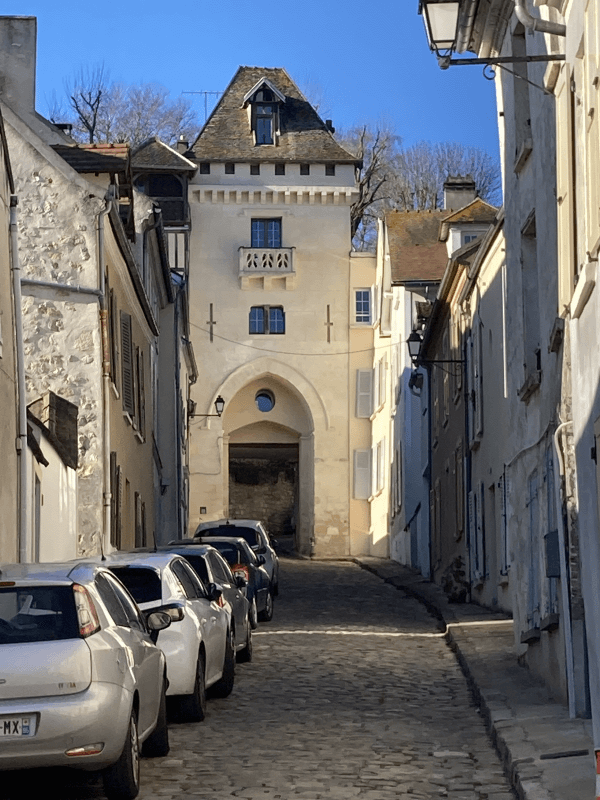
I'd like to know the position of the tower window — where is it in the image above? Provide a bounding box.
[249,306,285,335]
[275,163,285,176]
[225,163,235,174]
[251,218,282,248]
[250,164,260,175]
[256,105,275,144]
[199,162,210,174]
[325,164,336,176]
[300,164,310,175]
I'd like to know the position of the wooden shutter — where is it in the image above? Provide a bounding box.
[120,312,134,416]
[136,347,145,438]
[353,450,371,499]
[109,288,118,385]
[356,370,373,418]
[474,321,483,438]
[468,489,476,580]
[555,65,576,308]
[110,452,118,547]
[135,492,143,548]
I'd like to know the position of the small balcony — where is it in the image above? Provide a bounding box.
[238,247,296,290]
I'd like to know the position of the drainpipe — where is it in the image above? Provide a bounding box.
[514,0,566,37]
[10,196,28,562]
[552,420,576,718]
[97,188,114,554]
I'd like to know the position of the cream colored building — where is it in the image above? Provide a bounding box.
[184,66,391,557]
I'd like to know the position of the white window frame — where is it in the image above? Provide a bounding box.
[354,288,372,324]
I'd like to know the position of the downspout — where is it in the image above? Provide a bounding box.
[10,196,28,562]
[98,188,114,555]
[552,420,576,718]
[514,0,566,37]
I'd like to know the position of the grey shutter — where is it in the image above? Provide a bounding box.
[353,450,371,499]
[356,369,373,418]
[474,321,483,437]
[120,312,134,416]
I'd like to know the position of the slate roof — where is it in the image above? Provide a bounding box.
[190,66,360,164]
[386,210,449,284]
[438,197,497,241]
[52,143,129,173]
[132,137,197,172]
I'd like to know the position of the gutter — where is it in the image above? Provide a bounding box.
[552,420,576,718]
[514,0,566,37]
[98,189,114,556]
[10,196,28,562]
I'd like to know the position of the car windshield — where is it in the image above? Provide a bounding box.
[207,542,247,566]
[109,567,162,603]
[0,585,80,643]
[201,526,259,547]
[179,555,209,583]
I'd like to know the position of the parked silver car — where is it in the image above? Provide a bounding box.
[0,561,172,799]
[194,519,280,596]
[100,552,234,722]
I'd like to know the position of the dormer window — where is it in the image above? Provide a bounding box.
[243,78,286,147]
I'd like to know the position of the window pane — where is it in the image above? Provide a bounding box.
[267,220,281,248]
[269,307,285,334]
[355,290,371,323]
[251,220,265,248]
[0,586,80,643]
[249,306,265,334]
[256,117,273,144]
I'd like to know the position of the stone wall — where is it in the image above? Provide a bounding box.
[229,457,297,537]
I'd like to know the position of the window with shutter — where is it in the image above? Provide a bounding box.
[373,362,380,410]
[473,321,483,438]
[108,288,118,387]
[499,472,508,575]
[120,312,134,416]
[135,492,143,548]
[136,347,145,439]
[356,370,373,418]
[455,442,464,538]
[353,450,371,499]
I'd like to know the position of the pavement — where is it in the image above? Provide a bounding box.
[354,556,595,800]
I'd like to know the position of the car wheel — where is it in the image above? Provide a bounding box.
[103,708,140,800]
[142,678,169,757]
[210,628,235,697]
[179,651,206,722]
[248,596,258,630]
[237,622,253,663]
[258,590,274,622]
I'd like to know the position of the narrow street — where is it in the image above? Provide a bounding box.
[2,558,516,799]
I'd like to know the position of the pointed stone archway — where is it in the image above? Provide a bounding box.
[219,371,315,555]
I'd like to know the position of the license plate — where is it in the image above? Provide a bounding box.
[0,716,34,737]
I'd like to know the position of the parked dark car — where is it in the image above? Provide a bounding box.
[161,543,252,662]
[194,520,280,596]
[197,536,273,627]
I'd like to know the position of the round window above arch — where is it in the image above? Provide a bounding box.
[255,389,275,413]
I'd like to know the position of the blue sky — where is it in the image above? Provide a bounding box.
[6,1,499,160]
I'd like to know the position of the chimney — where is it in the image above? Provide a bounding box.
[325,119,335,134]
[0,16,37,116]
[443,174,477,211]
[176,135,189,154]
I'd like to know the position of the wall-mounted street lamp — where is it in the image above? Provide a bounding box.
[418,0,565,70]
[407,330,464,368]
[188,395,225,420]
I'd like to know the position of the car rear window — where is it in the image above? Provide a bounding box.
[109,567,162,603]
[206,542,245,566]
[201,526,259,547]
[180,555,209,583]
[0,585,80,643]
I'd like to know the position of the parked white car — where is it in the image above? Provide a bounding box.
[194,519,280,596]
[0,561,172,800]
[101,552,234,722]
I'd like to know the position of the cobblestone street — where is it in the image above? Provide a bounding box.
[2,558,517,799]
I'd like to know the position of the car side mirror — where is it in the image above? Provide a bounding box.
[207,583,223,603]
[146,610,172,643]
[256,555,266,566]
[256,546,267,555]
[234,574,248,589]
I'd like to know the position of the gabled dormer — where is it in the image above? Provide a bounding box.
[242,78,286,146]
